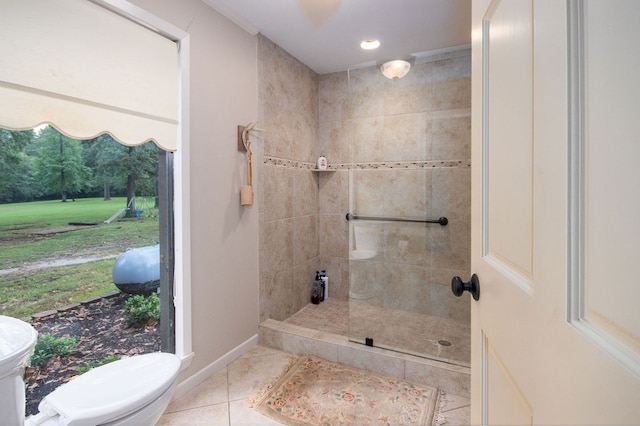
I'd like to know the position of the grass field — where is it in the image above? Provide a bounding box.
[0,197,154,227]
[0,197,159,318]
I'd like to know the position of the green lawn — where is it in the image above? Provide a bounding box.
[0,197,159,318]
[0,197,147,227]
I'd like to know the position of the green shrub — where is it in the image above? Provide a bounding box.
[123,293,160,328]
[30,333,77,367]
[77,355,120,374]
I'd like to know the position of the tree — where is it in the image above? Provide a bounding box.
[32,126,91,201]
[0,128,38,203]
[83,134,159,214]
[83,135,126,200]
[122,143,159,217]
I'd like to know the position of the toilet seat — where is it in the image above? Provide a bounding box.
[35,352,180,426]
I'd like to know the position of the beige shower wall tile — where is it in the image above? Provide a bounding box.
[318,119,347,164]
[319,71,348,122]
[351,169,385,216]
[260,267,294,321]
[383,169,431,218]
[347,116,385,163]
[383,223,429,267]
[319,170,348,215]
[293,215,319,265]
[290,107,318,164]
[278,89,317,163]
[383,82,432,116]
[429,216,471,271]
[293,260,320,311]
[260,218,294,274]
[292,169,318,217]
[383,113,430,162]
[383,61,433,115]
[347,66,385,119]
[319,214,348,258]
[432,113,471,161]
[432,167,471,219]
[261,165,293,221]
[259,35,318,162]
[433,77,471,111]
[262,113,292,158]
[348,87,383,121]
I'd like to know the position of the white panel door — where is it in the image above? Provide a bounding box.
[470,0,640,424]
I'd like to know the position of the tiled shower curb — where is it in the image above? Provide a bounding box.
[259,318,471,398]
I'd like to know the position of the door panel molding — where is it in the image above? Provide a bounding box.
[482,332,533,425]
[482,0,534,294]
[566,0,640,377]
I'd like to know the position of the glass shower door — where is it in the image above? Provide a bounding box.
[347,168,438,358]
[346,52,472,366]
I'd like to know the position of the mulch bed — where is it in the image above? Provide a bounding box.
[24,292,161,417]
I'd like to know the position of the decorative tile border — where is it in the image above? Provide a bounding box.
[263,156,471,170]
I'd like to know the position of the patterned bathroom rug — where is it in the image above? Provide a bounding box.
[250,355,442,425]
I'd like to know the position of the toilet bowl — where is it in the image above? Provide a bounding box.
[0,316,181,426]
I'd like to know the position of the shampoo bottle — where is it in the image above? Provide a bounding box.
[320,270,328,301]
[311,271,322,304]
[317,155,327,170]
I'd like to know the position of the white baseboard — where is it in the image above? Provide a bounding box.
[171,334,258,400]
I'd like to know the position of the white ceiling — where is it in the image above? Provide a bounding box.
[203,0,472,75]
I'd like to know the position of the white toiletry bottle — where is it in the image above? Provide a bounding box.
[321,269,328,300]
[317,155,327,170]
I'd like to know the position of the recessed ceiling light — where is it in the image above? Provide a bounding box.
[360,39,380,50]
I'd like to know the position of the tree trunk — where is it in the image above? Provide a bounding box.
[60,133,67,202]
[103,182,111,201]
[125,147,136,217]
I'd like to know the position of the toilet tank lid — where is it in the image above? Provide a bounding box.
[0,316,37,363]
[38,352,180,426]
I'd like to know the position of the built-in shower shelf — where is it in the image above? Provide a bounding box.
[311,169,337,172]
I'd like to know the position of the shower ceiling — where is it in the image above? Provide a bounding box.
[203,0,471,75]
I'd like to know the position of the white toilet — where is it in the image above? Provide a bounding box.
[0,315,181,426]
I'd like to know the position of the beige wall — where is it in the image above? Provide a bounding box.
[130,0,260,379]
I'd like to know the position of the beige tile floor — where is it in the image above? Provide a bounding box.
[158,345,471,425]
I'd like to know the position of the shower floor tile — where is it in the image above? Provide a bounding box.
[284,298,470,366]
[283,298,349,335]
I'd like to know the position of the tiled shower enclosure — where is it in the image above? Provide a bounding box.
[259,35,471,365]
